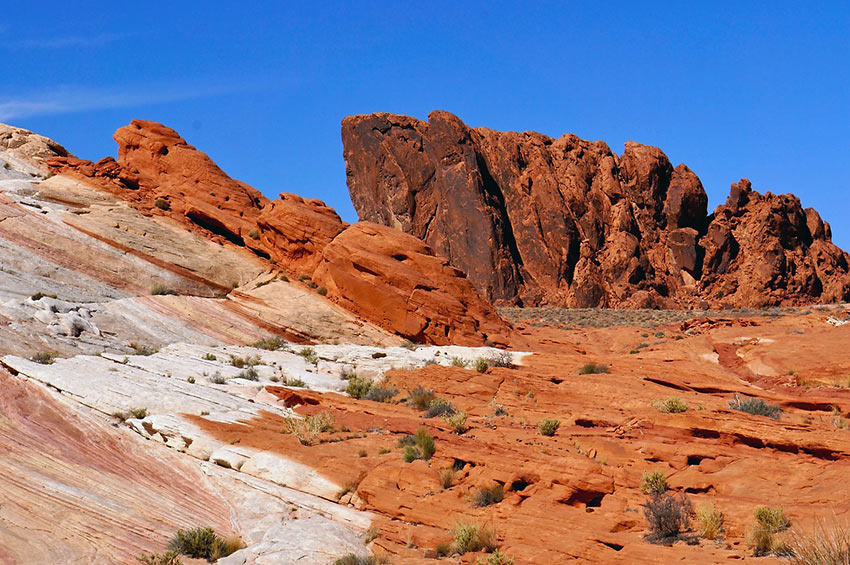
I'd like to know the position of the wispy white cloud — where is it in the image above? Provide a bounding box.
[0,82,243,122]
[7,32,127,49]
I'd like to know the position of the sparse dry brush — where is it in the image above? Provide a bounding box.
[286,411,334,445]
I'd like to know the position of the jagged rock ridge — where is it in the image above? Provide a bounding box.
[342,111,850,308]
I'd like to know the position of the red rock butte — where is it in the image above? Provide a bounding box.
[342,110,850,308]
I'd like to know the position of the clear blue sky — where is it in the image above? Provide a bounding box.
[2,3,848,250]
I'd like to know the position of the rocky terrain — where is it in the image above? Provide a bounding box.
[342,111,850,309]
[1,118,849,564]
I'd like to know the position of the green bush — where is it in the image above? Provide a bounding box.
[154,198,171,211]
[640,470,668,495]
[452,522,497,554]
[332,554,387,565]
[230,354,261,368]
[237,367,259,381]
[283,377,306,387]
[30,350,58,364]
[472,484,504,507]
[578,362,609,374]
[150,283,177,296]
[316,286,328,296]
[346,376,374,399]
[426,397,456,418]
[655,397,688,413]
[402,427,436,462]
[474,357,489,373]
[643,493,694,543]
[201,353,217,361]
[129,343,158,356]
[451,356,469,368]
[538,418,560,436]
[476,551,515,565]
[136,550,182,565]
[406,386,435,410]
[298,347,318,364]
[444,410,468,434]
[364,384,398,403]
[248,336,287,350]
[167,527,240,560]
[729,395,781,419]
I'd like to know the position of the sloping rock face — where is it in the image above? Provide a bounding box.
[314,222,512,346]
[47,120,509,346]
[50,120,270,255]
[342,111,850,308]
[0,123,70,171]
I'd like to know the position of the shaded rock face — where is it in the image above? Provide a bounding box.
[342,111,850,307]
[47,120,510,346]
[313,222,512,346]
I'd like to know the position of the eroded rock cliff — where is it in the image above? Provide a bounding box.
[342,111,850,308]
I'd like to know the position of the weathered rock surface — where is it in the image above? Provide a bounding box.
[314,222,513,346]
[47,119,512,346]
[342,111,850,308]
[0,123,70,171]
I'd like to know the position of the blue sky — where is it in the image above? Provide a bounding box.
[2,3,848,249]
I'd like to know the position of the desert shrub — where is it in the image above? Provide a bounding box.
[283,377,306,387]
[201,353,217,361]
[136,550,182,565]
[472,484,504,507]
[439,467,455,489]
[237,367,259,381]
[29,292,57,301]
[401,340,418,350]
[167,527,239,560]
[402,427,436,462]
[445,410,468,434]
[655,397,688,413]
[578,362,609,374]
[209,372,228,384]
[426,397,456,418]
[357,449,367,457]
[474,357,490,373]
[248,336,287,350]
[406,386,436,410]
[128,407,148,419]
[787,519,850,564]
[129,343,158,356]
[346,376,374,399]
[332,554,387,565]
[30,350,57,364]
[640,470,668,495]
[696,502,724,540]
[316,286,328,296]
[452,522,497,554]
[230,354,261,368]
[298,273,311,282]
[340,367,356,380]
[187,376,195,384]
[247,228,259,240]
[729,395,782,419]
[298,347,318,364]
[305,280,318,289]
[755,506,790,532]
[476,551,514,565]
[487,351,515,368]
[154,198,171,211]
[150,283,177,296]
[643,492,694,543]
[364,384,398,403]
[538,418,560,436]
[286,411,334,445]
[451,356,469,368]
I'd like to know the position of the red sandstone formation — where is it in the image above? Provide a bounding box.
[48,120,511,346]
[341,111,850,308]
[313,222,512,346]
[256,192,347,273]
